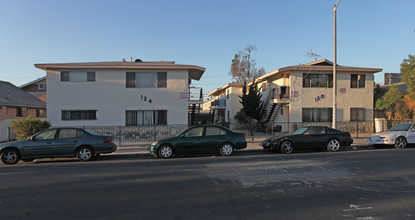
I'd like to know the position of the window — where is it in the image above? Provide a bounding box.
[16,107,27,117]
[184,127,204,137]
[38,83,46,90]
[303,73,333,88]
[58,129,83,139]
[62,110,97,120]
[126,72,167,88]
[206,127,227,136]
[60,72,96,82]
[125,110,167,126]
[305,127,325,135]
[351,74,365,88]
[36,109,45,118]
[350,108,366,121]
[302,108,333,122]
[34,129,57,140]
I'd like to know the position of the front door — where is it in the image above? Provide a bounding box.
[174,127,205,154]
[301,127,327,149]
[53,128,83,156]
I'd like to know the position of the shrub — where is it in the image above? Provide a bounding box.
[11,117,51,140]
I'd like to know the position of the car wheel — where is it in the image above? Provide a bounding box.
[280,141,293,154]
[76,146,94,161]
[327,139,340,152]
[220,143,234,156]
[158,145,173,158]
[1,149,20,165]
[394,137,407,149]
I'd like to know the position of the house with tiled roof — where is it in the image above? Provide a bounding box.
[0,81,46,141]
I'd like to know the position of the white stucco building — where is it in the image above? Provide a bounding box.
[207,83,244,124]
[35,60,205,126]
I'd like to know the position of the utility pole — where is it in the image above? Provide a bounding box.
[333,0,341,129]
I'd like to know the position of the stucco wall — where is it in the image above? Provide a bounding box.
[47,69,189,126]
[226,87,243,123]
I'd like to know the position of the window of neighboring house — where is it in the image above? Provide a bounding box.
[38,83,46,90]
[125,110,167,126]
[16,107,27,117]
[303,73,333,88]
[351,74,365,88]
[61,72,96,82]
[350,108,366,121]
[36,109,45,118]
[61,110,97,120]
[302,108,333,122]
[126,72,167,88]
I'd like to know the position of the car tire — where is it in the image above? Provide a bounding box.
[327,139,340,152]
[1,149,20,165]
[394,137,407,149]
[280,141,293,154]
[158,145,173,158]
[76,146,94,161]
[220,143,234,156]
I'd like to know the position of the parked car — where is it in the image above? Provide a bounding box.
[149,125,247,158]
[260,126,353,154]
[0,128,117,165]
[367,123,415,149]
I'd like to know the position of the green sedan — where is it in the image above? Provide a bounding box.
[149,125,247,158]
[0,127,117,165]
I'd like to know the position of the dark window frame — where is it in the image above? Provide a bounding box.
[61,110,97,121]
[351,74,365,88]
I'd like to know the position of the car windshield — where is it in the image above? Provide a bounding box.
[389,124,412,131]
[292,127,308,135]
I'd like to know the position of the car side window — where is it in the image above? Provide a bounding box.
[58,129,83,139]
[184,127,204,137]
[205,127,226,136]
[411,125,415,132]
[34,129,57,140]
[307,127,325,135]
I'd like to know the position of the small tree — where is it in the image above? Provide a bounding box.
[230,45,265,82]
[375,87,409,120]
[401,54,415,95]
[11,117,51,140]
[239,79,263,121]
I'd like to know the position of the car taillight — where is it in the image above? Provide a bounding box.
[104,138,112,143]
[243,133,246,139]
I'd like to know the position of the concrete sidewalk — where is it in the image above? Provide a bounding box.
[110,137,370,157]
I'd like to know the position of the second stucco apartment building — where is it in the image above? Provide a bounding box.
[35,60,205,127]
[208,59,382,131]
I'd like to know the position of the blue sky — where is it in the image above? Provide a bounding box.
[0,0,414,98]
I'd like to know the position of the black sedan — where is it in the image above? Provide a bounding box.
[260,126,353,154]
[149,125,247,158]
[0,127,117,165]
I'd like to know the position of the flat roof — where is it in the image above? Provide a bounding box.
[35,61,206,81]
[208,83,244,97]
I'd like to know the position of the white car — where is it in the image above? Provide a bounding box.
[367,123,415,149]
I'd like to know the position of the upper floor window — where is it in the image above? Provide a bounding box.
[61,72,95,82]
[62,110,97,120]
[303,73,333,88]
[38,83,46,90]
[351,74,365,88]
[126,72,167,88]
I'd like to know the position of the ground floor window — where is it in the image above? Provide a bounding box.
[36,109,45,118]
[62,110,97,120]
[302,108,332,122]
[126,110,167,126]
[350,108,366,121]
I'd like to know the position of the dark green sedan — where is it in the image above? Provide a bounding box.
[149,125,247,158]
[0,128,117,165]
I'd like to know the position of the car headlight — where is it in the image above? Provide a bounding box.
[151,141,158,146]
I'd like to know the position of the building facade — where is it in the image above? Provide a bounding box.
[0,81,46,142]
[35,60,205,127]
[208,83,244,124]
[19,76,47,102]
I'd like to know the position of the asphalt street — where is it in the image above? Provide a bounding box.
[1,148,415,220]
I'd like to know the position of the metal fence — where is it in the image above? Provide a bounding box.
[6,119,413,146]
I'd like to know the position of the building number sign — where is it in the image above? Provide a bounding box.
[140,94,152,104]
